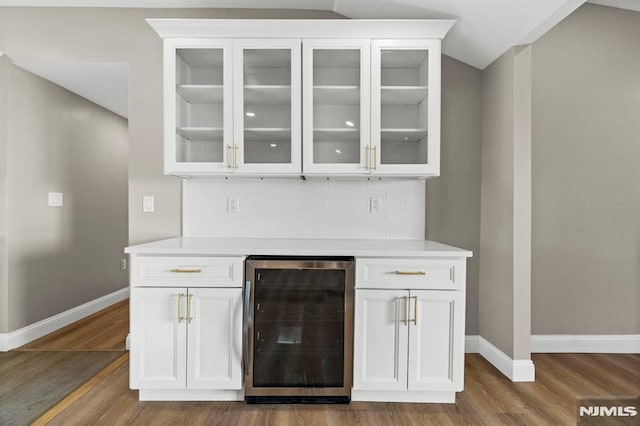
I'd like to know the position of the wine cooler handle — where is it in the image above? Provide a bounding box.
[243,280,251,372]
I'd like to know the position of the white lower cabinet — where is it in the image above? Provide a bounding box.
[127,251,469,403]
[353,287,464,402]
[130,287,243,394]
[408,290,464,392]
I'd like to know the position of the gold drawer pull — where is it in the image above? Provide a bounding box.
[364,145,370,170]
[395,271,426,276]
[187,293,194,323]
[171,268,202,273]
[372,146,377,170]
[234,145,239,169]
[177,293,185,323]
[411,296,418,325]
[403,296,409,326]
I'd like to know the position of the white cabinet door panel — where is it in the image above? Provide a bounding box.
[408,290,464,391]
[165,39,234,175]
[353,289,408,391]
[233,39,302,174]
[131,288,187,389]
[371,39,441,177]
[302,39,371,175]
[187,288,243,389]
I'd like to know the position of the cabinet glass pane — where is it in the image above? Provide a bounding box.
[252,269,345,387]
[312,50,361,164]
[379,49,429,165]
[175,48,225,163]
[243,49,292,164]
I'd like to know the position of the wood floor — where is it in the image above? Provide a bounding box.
[18,299,128,351]
[43,352,640,425]
[6,299,640,425]
[0,351,123,425]
[1,300,128,425]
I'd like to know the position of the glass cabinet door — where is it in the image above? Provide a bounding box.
[233,39,301,174]
[371,40,440,176]
[166,40,233,174]
[303,40,370,174]
[251,268,347,388]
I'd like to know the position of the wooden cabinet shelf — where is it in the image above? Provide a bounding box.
[381,86,428,105]
[244,128,292,141]
[244,85,292,105]
[177,84,223,104]
[313,86,360,105]
[381,128,427,142]
[176,127,224,141]
[313,128,361,142]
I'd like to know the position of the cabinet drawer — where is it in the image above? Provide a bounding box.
[131,256,244,288]
[356,258,465,290]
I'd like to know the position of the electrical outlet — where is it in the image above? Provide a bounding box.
[227,196,239,214]
[370,196,383,214]
[120,258,127,271]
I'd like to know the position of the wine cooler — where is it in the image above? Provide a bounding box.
[244,256,354,403]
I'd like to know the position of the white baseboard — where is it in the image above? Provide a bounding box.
[0,287,129,351]
[465,335,479,353]
[478,336,535,382]
[531,334,640,353]
[467,334,640,356]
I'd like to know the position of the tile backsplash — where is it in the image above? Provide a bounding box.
[183,178,425,240]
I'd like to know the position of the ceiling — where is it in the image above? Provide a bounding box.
[3,0,636,118]
[12,62,129,118]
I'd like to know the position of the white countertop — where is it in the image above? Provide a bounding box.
[125,237,472,258]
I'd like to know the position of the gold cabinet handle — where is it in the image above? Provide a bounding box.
[171,268,202,273]
[395,271,426,276]
[234,145,239,169]
[187,293,194,324]
[364,145,370,170]
[226,145,232,168]
[372,145,377,170]
[177,293,185,323]
[411,296,418,325]
[403,296,409,326]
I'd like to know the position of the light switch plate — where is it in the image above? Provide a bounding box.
[48,192,63,207]
[143,196,155,213]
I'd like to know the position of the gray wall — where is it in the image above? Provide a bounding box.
[512,46,532,359]
[531,3,640,335]
[479,49,516,356]
[479,45,532,359]
[0,7,341,248]
[0,55,8,333]
[3,62,129,331]
[426,55,482,334]
[0,8,341,332]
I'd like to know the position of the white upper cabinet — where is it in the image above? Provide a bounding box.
[371,40,440,176]
[150,19,454,178]
[302,39,370,175]
[166,39,233,175]
[233,39,301,175]
[165,39,301,176]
